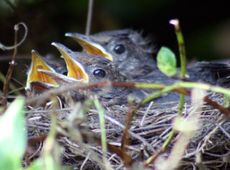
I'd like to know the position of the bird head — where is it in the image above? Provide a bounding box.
[51,42,126,83]
[65,29,156,79]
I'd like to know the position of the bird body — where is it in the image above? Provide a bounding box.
[26,29,230,105]
[66,29,230,87]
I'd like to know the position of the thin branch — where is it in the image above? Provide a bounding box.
[85,0,94,35]
[25,81,165,105]
[0,55,29,61]
[120,85,181,154]
[204,96,230,117]
[1,23,20,109]
[0,22,28,51]
[25,80,230,107]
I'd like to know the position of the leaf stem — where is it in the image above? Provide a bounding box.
[170,19,187,78]
[170,19,187,115]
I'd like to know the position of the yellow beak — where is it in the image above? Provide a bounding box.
[25,50,58,91]
[65,32,113,61]
[51,42,89,83]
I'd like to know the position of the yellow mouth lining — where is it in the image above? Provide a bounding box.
[26,51,57,90]
[76,39,113,61]
[61,52,89,83]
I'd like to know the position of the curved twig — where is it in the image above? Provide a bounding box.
[0,22,28,51]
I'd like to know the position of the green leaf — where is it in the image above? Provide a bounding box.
[157,47,177,77]
[0,96,26,170]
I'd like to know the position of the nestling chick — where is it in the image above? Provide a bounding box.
[65,29,156,79]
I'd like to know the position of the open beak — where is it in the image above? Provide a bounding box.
[25,50,58,91]
[29,81,57,93]
[51,42,89,83]
[38,69,79,85]
[65,32,113,61]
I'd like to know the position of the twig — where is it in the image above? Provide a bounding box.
[204,96,230,117]
[140,101,154,126]
[1,23,19,108]
[0,22,28,51]
[25,81,166,105]
[25,80,230,107]
[143,81,230,165]
[177,81,230,95]
[144,148,164,166]
[120,103,135,152]
[0,55,29,61]
[85,0,94,35]
[120,85,179,156]
[120,94,175,160]
[1,22,27,108]
[80,153,91,170]
[146,89,205,168]
[0,72,19,95]
[104,114,153,149]
[140,85,179,105]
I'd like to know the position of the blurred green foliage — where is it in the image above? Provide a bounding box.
[0,97,26,170]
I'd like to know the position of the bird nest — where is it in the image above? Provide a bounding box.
[25,88,230,170]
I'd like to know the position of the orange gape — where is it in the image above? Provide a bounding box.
[83,42,103,56]
[30,51,57,85]
[78,39,103,56]
[36,65,53,83]
[62,52,88,82]
[74,38,113,61]
[25,50,57,90]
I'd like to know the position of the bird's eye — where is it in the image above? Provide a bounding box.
[113,44,126,54]
[93,69,106,78]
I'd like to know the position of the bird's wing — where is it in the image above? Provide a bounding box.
[188,61,230,87]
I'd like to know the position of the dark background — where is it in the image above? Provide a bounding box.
[0,0,230,87]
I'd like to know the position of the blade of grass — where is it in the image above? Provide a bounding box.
[94,97,112,169]
[94,97,107,157]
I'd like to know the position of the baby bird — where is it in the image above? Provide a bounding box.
[65,29,156,79]
[26,29,230,105]
[65,29,230,87]
[26,42,130,103]
[51,42,129,101]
